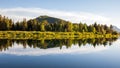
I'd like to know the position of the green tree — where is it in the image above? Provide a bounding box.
[79,22,83,32]
[21,18,27,31]
[40,20,48,31]
[33,19,37,31]
[83,23,88,32]
[66,22,73,32]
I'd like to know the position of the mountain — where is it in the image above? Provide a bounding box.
[34,15,67,23]
[29,15,120,33]
[112,26,120,33]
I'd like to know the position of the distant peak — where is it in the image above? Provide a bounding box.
[31,15,67,24]
[38,15,50,18]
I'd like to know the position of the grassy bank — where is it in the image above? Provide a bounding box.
[0,31,119,40]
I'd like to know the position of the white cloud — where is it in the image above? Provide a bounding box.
[0,43,107,56]
[0,7,110,25]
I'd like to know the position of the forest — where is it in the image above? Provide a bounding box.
[0,15,118,35]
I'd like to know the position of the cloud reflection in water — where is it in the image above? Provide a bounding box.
[0,43,108,56]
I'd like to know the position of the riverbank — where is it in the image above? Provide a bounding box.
[0,31,119,40]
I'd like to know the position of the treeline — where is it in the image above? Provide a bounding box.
[0,15,118,34]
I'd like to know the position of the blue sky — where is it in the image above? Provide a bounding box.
[0,0,119,13]
[0,0,120,27]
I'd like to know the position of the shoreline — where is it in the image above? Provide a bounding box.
[0,31,119,40]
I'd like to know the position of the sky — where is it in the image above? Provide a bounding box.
[0,0,120,28]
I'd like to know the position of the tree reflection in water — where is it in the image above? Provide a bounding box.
[0,38,118,51]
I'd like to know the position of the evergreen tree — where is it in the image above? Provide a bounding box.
[22,18,27,31]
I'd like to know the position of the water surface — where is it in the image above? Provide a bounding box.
[0,38,120,68]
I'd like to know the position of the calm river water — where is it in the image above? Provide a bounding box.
[0,38,120,68]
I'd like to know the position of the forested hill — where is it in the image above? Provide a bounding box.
[0,15,119,35]
[33,15,67,24]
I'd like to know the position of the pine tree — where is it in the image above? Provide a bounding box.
[22,18,27,31]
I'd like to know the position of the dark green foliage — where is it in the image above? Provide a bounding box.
[35,15,66,24]
[0,15,118,35]
[0,15,14,30]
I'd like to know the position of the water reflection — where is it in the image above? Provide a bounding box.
[0,38,118,51]
[0,38,119,68]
